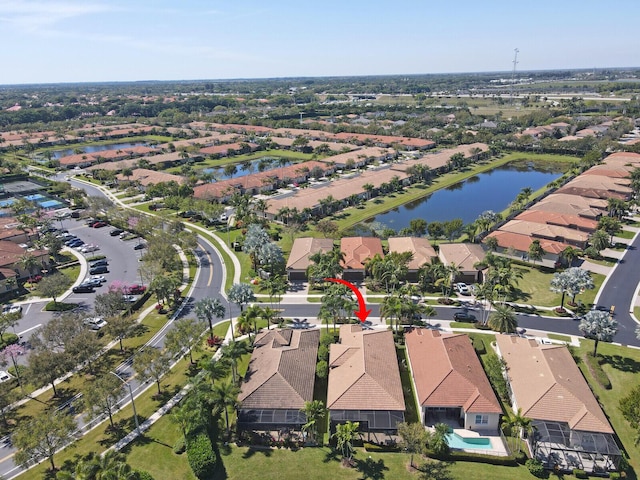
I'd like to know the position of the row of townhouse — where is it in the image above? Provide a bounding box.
[286,236,486,284]
[486,151,640,262]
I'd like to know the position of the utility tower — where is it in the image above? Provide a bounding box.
[510,48,519,105]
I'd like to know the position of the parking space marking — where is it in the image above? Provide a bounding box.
[17,324,41,336]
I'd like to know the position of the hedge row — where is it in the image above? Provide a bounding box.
[584,353,612,390]
[186,429,217,479]
[426,449,518,467]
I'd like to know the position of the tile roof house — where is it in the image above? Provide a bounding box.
[498,219,589,249]
[387,237,437,281]
[437,243,486,283]
[237,329,320,431]
[484,230,570,257]
[405,329,502,431]
[340,237,384,281]
[286,237,335,281]
[327,325,405,434]
[530,194,607,220]
[514,210,598,233]
[495,336,620,473]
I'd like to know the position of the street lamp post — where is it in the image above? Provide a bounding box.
[110,371,141,435]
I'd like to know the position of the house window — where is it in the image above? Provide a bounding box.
[475,414,489,425]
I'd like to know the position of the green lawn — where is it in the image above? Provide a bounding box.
[617,229,636,240]
[514,264,604,308]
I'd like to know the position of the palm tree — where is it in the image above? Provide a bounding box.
[590,229,610,254]
[221,340,250,384]
[301,400,326,444]
[212,380,240,438]
[381,294,402,332]
[194,297,225,341]
[488,304,518,333]
[430,423,450,456]
[17,252,39,282]
[332,421,360,463]
[170,402,198,440]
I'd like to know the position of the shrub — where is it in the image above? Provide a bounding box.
[426,449,518,466]
[525,458,546,478]
[320,333,334,347]
[515,451,528,464]
[136,471,156,480]
[316,360,328,379]
[173,436,186,454]
[584,353,612,389]
[186,430,217,479]
[363,441,400,453]
[472,337,486,354]
[609,473,621,480]
[44,301,77,311]
[317,344,329,361]
[0,333,19,350]
[572,468,587,479]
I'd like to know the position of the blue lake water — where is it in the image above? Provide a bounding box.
[51,142,148,159]
[364,163,564,231]
[203,156,293,181]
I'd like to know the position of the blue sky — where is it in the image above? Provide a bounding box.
[1,0,638,85]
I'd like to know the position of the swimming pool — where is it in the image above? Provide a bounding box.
[446,432,492,450]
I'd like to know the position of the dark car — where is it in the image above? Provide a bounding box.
[453,311,477,322]
[133,243,146,250]
[72,285,95,294]
[90,259,108,267]
[89,266,108,275]
[109,228,124,236]
[66,239,84,248]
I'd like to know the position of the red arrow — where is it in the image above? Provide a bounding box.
[324,278,371,323]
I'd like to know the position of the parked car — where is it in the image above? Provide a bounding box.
[119,231,130,239]
[0,371,13,383]
[80,245,100,253]
[127,284,147,295]
[70,210,81,218]
[81,278,102,288]
[453,311,477,322]
[91,221,107,228]
[122,295,138,303]
[2,304,22,315]
[73,284,95,293]
[89,266,108,275]
[90,259,108,267]
[65,238,83,247]
[109,228,124,236]
[133,242,146,250]
[455,283,470,295]
[90,275,107,283]
[84,317,107,331]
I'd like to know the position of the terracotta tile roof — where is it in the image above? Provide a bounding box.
[555,185,629,201]
[536,193,608,211]
[499,220,589,245]
[515,210,598,232]
[603,151,640,164]
[405,329,502,413]
[327,325,405,411]
[0,240,48,269]
[199,142,259,156]
[495,335,613,434]
[403,143,488,171]
[265,167,410,215]
[59,146,156,166]
[238,329,319,410]
[116,168,186,187]
[530,196,606,220]
[340,237,384,270]
[286,238,335,271]
[437,243,485,272]
[485,230,569,255]
[387,237,436,270]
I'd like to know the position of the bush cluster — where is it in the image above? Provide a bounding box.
[525,458,545,477]
[471,336,486,354]
[426,449,518,466]
[186,429,217,479]
[584,353,612,389]
[572,468,587,479]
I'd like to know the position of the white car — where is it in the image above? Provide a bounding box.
[0,371,13,383]
[90,275,107,283]
[2,304,22,315]
[80,245,100,253]
[122,295,138,303]
[84,317,107,330]
[456,283,470,295]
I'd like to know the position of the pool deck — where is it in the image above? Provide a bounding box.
[451,428,509,457]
